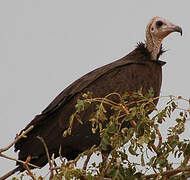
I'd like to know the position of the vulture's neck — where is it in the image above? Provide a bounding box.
[146,31,162,60]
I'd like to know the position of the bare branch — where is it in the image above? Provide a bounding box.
[49,153,55,180]
[156,128,162,149]
[24,156,36,180]
[59,145,64,163]
[120,104,136,127]
[0,126,40,180]
[83,145,96,171]
[149,143,158,154]
[143,165,190,179]
[0,167,21,180]
[103,156,114,176]
[0,125,34,153]
[37,136,51,168]
[37,136,57,180]
[0,152,39,169]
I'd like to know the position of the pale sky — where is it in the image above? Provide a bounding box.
[0,0,189,179]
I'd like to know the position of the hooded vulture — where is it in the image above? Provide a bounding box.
[14,17,182,172]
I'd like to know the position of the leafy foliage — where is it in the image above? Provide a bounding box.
[14,90,190,180]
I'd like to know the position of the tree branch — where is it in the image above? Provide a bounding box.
[0,125,34,153]
[143,165,190,179]
[83,145,95,171]
[24,156,36,180]
[0,167,21,180]
[156,128,162,150]
[37,136,51,168]
[0,152,39,169]
[120,104,136,128]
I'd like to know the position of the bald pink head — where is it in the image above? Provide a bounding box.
[146,17,182,60]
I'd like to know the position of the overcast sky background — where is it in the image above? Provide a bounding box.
[0,0,189,179]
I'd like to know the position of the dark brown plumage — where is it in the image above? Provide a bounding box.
[14,17,182,172]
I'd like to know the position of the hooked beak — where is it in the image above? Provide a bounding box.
[167,24,183,36]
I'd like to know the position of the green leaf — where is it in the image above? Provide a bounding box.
[184,143,190,156]
[145,87,154,98]
[141,154,145,166]
[136,120,145,138]
[128,145,138,156]
[63,129,68,137]
[125,128,135,142]
[75,99,85,113]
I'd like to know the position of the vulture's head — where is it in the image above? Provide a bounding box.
[146,17,182,60]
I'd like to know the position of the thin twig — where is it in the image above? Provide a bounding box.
[156,128,162,149]
[59,145,64,163]
[150,143,158,154]
[0,152,39,169]
[182,156,190,166]
[0,126,39,180]
[37,136,56,180]
[37,136,51,168]
[0,166,21,180]
[0,125,34,153]
[85,97,119,108]
[103,156,114,176]
[143,165,190,179]
[83,152,93,171]
[24,156,36,180]
[125,96,159,108]
[52,154,59,174]
[83,145,96,170]
[49,153,55,180]
[49,166,61,171]
[104,92,123,103]
[120,104,136,128]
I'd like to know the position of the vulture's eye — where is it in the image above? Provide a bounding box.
[156,21,163,28]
